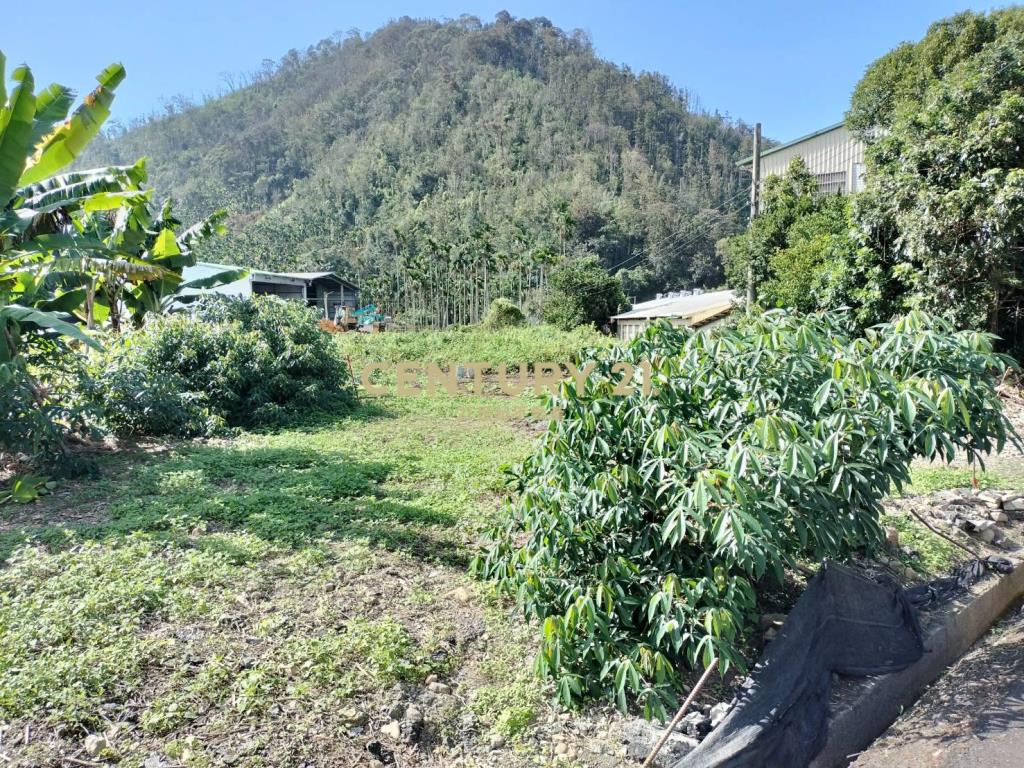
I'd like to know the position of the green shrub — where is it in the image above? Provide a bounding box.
[474,310,1016,718]
[543,256,626,331]
[1,347,97,476]
[482,298,526,330]
[84,296,355,436]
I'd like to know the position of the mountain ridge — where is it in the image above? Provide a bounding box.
[85,12,755,303]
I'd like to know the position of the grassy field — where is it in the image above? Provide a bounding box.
[0,396,565,767]
[335,323,612,367]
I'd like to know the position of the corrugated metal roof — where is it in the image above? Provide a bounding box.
[195,262,358,290]
[612,289,738,321]
[737,121,846,167]
[280,271,359,288]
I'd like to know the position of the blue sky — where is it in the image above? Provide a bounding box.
[4,1,1005,142]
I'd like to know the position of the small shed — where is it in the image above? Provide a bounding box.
[611,289,738,342]
[279,271,360,321]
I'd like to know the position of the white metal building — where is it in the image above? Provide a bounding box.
[180,262,359,318]
[611,289,738,341]
[739,122,865,196]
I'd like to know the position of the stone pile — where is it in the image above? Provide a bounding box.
[927,488,1024,545]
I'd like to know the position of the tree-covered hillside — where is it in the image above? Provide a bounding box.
[86,13,754,320]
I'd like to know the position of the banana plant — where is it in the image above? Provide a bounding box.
[75,195,237,330]
[0,53,140,375]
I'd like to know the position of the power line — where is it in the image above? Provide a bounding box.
[609,187,751,273]
[610,186,751,271]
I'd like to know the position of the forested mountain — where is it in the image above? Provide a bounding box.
[86,13,754,320]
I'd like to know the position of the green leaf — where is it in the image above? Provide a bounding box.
[898,391,917,428]
[0,65,36,204]
[0,304,100,350]
[152,228,181,257]
[36,288,87,314]
[18,62,125,187]
[29,82,74,149]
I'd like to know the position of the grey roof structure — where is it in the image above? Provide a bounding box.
[611,289,738,321]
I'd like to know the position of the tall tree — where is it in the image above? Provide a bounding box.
[848,8,1024,353]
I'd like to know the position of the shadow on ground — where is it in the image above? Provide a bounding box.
[0,430,465,566]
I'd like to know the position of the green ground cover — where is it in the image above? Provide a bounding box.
[0,396,553,766]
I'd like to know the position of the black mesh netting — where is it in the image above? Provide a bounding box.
[674,558,1010,768]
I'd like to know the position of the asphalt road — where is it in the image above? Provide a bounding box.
[854,606,1024,768]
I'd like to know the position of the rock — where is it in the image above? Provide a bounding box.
[381,720,402,741]
[425,674,439,685]
[143,756,168,768]
[759,613,786,629]
[677,711,711,739]
[428,681,451,694]
[453,587,472,604]
[622,720,698,766]
[884,527,900,550]
[978,490,1003,508]
[904,566,918,580]
[405,706,424,725]
[324,581,338,592]
[764,627,778,643]
[340,707,368,726]
[968,519,999,542]
[488,734,506,749]
[989,510,1010,523]
[709,702,731,729]
[366,740,394,765]
[554,742,568,755]
[84,734,108,758]
[1004,497,1024,512]
[387,701,406,720]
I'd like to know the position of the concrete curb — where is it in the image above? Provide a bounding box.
[810,560,1024,768]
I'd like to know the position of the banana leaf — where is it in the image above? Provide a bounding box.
[179,268,249,291]
[36,287,87,314]
[29,83,74,149]
[0,66,35,204]
[18,63,125,187]
[0,304,100,349]
[16,163,147,213]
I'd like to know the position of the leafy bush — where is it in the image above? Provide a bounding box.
[1,345,98,476]
[474,311,1016,717]
[720,158,862,316]
[482,298,526,330]
[543,256,626,331]
[84,296,355,436]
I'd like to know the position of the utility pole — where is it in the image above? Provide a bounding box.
[746,122,761,313]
